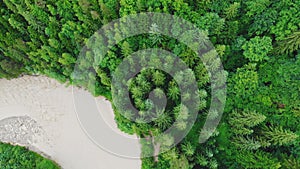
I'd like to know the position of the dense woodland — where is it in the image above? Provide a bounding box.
[0,0,299,168]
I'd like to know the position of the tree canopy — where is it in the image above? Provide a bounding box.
[0,0,299,168]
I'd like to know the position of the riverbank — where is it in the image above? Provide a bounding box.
[0,75,141,169]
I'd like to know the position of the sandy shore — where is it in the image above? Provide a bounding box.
[0,75,141,169]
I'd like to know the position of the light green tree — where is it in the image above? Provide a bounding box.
[196,154,208,167]
[154,111,172,130]
[181,141,195,157]
[121,41,133,57]
[152,70,165,86]
[169,155,189,169]
[229,110,266,128]
[242,36,273,62]
[276,31,300,54]
[225,2,240,19]
[262,126,298,146]
[233,136,261,150]
[167,81,180,101]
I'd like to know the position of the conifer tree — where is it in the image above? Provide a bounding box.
[181,141,195,157]
[229,110,266,128]
[229,110,266,135]
[262,126,298,146]
[276,31,300,54]
[224,2,240,19]
[233,136,261,150]
[282,156,300,169]
[235,150,281,169]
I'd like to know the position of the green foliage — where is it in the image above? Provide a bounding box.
[276,31,300,54]
[232,136,261,150]
[261,126,298,146]
[0,0,299,168]
[270,0,300,40]
[169,155,189,169]
[242,36,273,62]
[234,150,281,169]
[181,141,195,157]
[195,153,208,167]
[196,13,225,36]
[281,155,300,169]
[0,142,60,169]
[228,63,258,100]
[0,59,23,78]
[224,2,240,19]
[229,110,266,129]
[245,0,271,17]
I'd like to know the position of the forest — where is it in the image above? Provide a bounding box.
[0,0,299,168]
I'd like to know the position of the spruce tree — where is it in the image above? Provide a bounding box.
[262,126,298,146]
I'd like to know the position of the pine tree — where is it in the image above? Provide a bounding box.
[162,148,178,161]
[196,154,208,167]
[154,111,172,130]
[232,136,261,150]
[229,110,266,128]
[175,120,187,131]
[235,150,281,169]
[262,126,298,146]
[232,127,254,135]
[153,88,165,99]
[276,31,300,54]
[209,158,218,169]
[121,41,133,57]
[169,155,189,169]
[152,70,165,86]
[229,110,266,136]
[225,2,240,19]
[167,81,180,101]
[282,155,300,169]
[181,141,196,157]
[96,68,111,87]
